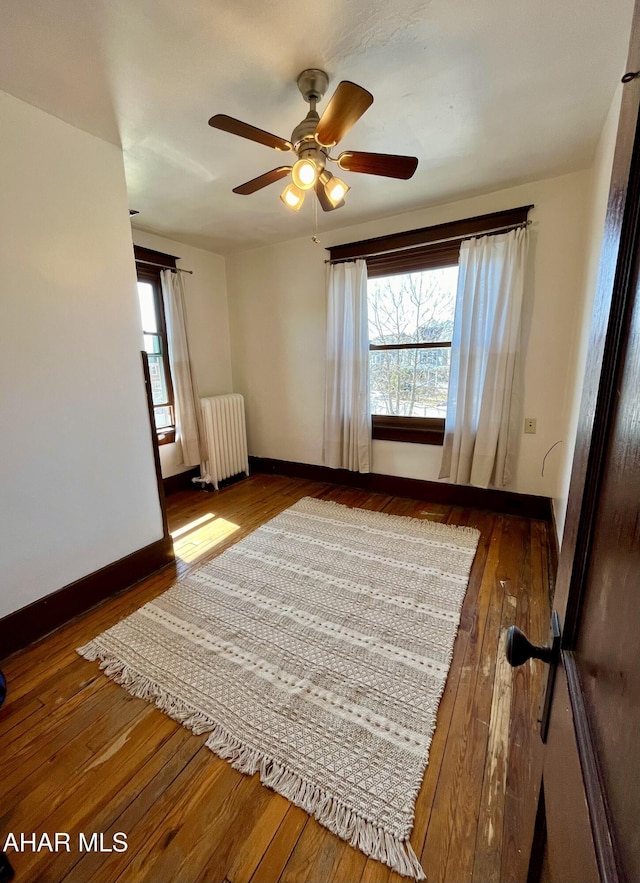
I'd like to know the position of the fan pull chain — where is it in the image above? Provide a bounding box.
[312,190,320,244]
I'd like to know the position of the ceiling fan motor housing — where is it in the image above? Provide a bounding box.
[290,110,320,146]
[291,126,328,174]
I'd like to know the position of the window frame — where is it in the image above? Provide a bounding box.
[328,206,533,447]
[367,255,458,446]
[134,247,178,446]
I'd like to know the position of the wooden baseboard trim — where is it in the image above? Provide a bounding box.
[249,456,552,520]
[0,535,175,660]
[163,466,200,496]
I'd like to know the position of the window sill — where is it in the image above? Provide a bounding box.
[371,415,445,446]
[157,429,176,446]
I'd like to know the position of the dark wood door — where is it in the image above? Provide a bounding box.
[538,10,640,882]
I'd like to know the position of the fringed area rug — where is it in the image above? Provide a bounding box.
[78,497,480,879]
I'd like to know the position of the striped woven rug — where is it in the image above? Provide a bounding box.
[79,497,480,879]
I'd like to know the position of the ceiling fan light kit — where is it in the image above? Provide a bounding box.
[280,182,305,211]
[208,68,418,213]
[291,157,319,190]
[319,170,350,207]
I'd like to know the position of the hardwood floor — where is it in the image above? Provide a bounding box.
[0,474,552,883]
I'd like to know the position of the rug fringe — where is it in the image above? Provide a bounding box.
[206,726,426,880]
[77,639,425,880]
[77,640,217,735]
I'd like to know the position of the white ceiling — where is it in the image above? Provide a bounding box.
[0,0,634,254]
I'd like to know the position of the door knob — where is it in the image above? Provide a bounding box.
[505,626,553,667]
[505,612,561,743]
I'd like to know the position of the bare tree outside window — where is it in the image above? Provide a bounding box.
[136,275,176,444]
[368,266,458,418]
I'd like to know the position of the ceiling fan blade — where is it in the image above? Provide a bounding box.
[314,82,373,148]
[232,167,292,195]
[209,114,292,152]
[314,180,345,212]
[337,150,418,179]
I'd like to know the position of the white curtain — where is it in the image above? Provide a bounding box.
[160,269,202,467]
[440,227,528,487]
[323,260,371,473]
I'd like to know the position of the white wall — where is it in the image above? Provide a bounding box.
[131,229,233,478]
[227,170,593,499]
[0,91,164,620]
[553,87,623,542]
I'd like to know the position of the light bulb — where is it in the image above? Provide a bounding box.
[291,158,318,190]
[327,177,349,203]
[280,183,305,211]
[319,171,350,208]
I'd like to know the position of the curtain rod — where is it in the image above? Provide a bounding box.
[135,258,193,274]
[325,219,532,265]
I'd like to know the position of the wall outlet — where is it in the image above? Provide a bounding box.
[524,417,537,434]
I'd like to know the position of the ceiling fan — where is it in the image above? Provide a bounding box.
[208,69,418,212]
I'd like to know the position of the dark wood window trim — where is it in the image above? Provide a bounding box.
[134,246,178,446]
[329,206,534,447]
[372,414,446,445]
[370,340,452,351]
[134,245,179,271]
[326,205,534,263]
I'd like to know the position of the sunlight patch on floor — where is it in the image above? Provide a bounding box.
[170,512,216,539]
[172,515,240,563]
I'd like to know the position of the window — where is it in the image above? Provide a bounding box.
[134,246,177,445]
[368,263,458,444]
[327,205,533,446]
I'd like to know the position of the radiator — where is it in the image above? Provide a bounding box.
[199,394,249,490]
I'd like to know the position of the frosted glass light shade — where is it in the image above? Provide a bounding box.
[319,170,350,207]
[291,158,318,190]
[326,176,350,205]
[280,183,305,211]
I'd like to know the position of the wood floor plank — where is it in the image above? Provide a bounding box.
[1,680,127,798]
[5,698,155,825]
[359,857,391,883]
[471,594,517,883]
[420,516,504,882]
[81,747,216,883]
[443,519,530,883]
[2,656,102,747]
[193,774,285,883]
[279,820,346,883]
[410,629,469,862]
[380,496,453,526]
[116,758,244,882]
[328,842,369,883]
[414,502,452,523]
[59,727,204,883]
[249,806,309,883]
[11,707,178,882]
[304,832,348,883]
[225,792,291,883]
[500,519,549,883]
[0,694,43,739]
[0,476,553,883]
